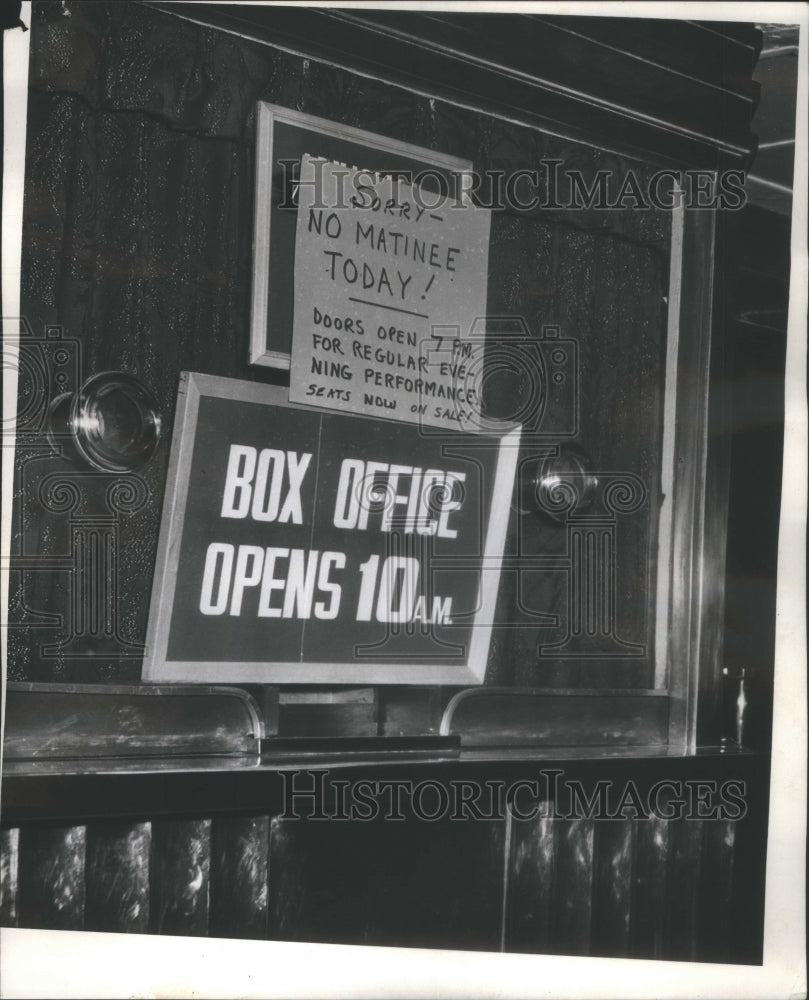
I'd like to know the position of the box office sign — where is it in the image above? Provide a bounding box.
[289,155,491,431]
[143,374,520,684]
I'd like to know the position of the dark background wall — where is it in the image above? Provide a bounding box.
[10,0,670,691]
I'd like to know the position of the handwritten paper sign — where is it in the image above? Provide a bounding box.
[289,155,491,430]
[143,374,520,685]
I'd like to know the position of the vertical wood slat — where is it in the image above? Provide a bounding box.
[18,825,86,930]
[630,814,670,959]
[698,818,736,961]
[505,814,556,952]
[507,813,739,962]
[551,819,595,955]
[665,818,705,960]
[85,822,151,933]
[1,828,21,926]
[209,815,270,940]
[591,818,634,957]
[149,819,211,937]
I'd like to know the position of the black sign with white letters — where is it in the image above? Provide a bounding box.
[144,373,519,685]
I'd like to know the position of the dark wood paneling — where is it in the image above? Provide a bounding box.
[665,817,704,960]
[359,13,757,141]
[552,819,595,955]
[719,206,789,757]
[1,752,766,961]
[697,819,736,961]
[499,219,667,691]
[2,769,287,824]
[149,818,211,936]
[151,4,759,169]
[506,814,556,952]
[501,754,765,962]
[629,813,669,958]
[268,813,505,951]
[508,813,602,957]
[537,16,759,90]
[209,815,269,940]
[85,821,151,932]
[508,814,728,960]
[18,824,86,930]
[2,808,748,960]
[591,818,634,957]
[0,828,20,927]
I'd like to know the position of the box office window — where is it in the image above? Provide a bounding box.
[8,3,747,755]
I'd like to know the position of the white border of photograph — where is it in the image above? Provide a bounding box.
[1,3,806,999]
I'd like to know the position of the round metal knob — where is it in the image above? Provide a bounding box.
[517,446,598,521]
[48,371,162,472]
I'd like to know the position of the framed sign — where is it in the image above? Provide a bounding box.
[288,154,492,430]
[249,102,473,369]
[143,373,520,684]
